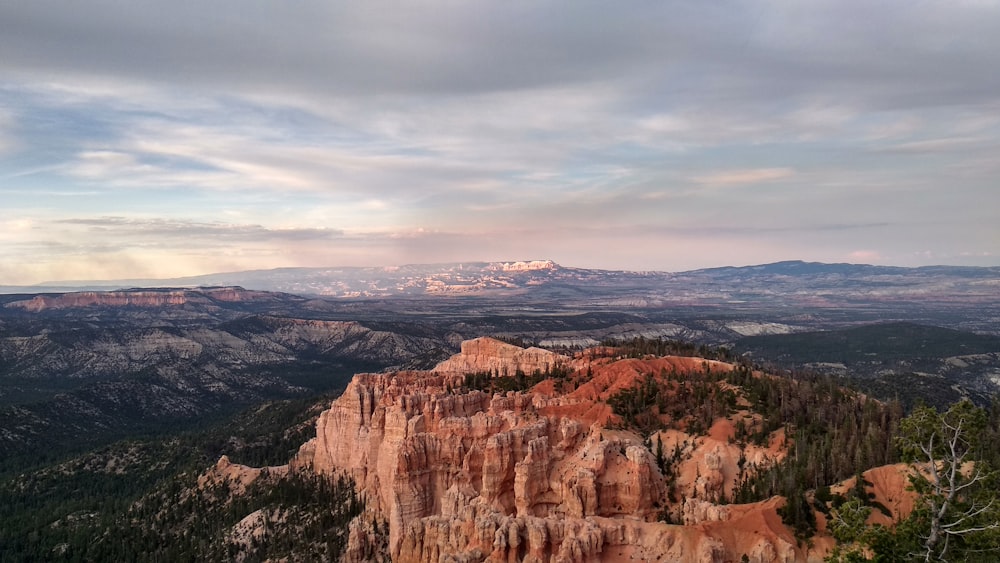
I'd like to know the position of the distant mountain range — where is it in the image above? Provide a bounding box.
[5,260,998,337]
[5,259,1000,301]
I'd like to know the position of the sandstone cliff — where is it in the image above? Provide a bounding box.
[292,340,830,562]
[431,337,567,375]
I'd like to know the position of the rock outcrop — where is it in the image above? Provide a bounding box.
[5,287,268,311]
[830,463,917,527]
[293,369,667,558]
[487,260,558,272]
[431,337,568,375]
[292,340,827,562]
[198,455,288,495]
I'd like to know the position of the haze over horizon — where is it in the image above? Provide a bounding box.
[8,257,1000,292]
[2,2,999,285]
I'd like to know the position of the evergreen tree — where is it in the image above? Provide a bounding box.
[895,400,1000,561]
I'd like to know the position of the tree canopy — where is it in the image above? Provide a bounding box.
[828,399,1000,562]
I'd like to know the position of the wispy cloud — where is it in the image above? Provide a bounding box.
[692,168,795,187]
[0,108,16,154]
[1,1,999,283]
[55,217,346,243]
[875,136,992,154]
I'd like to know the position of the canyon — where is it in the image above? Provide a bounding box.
[0,324,940,561]
[1,262,995,561]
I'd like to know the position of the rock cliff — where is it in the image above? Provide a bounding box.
[4,287,267,311]
[292,340,825,562]
[431,337,567,375]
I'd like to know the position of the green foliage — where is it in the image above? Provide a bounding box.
[779,482,817,540]
[731,369,902,504]
[0,395,342,562]
[595,348,905,544]
[598,336,732,362]
[598,347,904,544]
[607,375,669,434]
[736,322,1000,366]
[735,323,1000,409]
[606,366,739,437]
[492,335,533,348]
[464,369,542,393]
[116,470,364,562]
[829,498,872,545]
[727,368,904,540]
[462,362,572,395]
[826,399,1000,562]
[824,497,891,562]
[0,358,360,474]
[200,395,331,467]
[894,400,1000,561]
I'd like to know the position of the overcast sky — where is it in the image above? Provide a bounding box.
[1,1,998,284]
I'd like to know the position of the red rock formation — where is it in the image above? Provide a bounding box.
[292,341,833,562]
[431,337,568,376]
[830,463,917,527]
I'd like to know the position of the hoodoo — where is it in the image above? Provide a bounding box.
[291,339,849,562]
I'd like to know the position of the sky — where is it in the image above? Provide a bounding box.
[1,1,999,285]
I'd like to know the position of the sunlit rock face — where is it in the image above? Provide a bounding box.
[294,340,819,562]
[431,337,568,376]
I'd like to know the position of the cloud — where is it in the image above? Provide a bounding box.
[2,1,998,112]
[0,109,15,154]
[0,3,700,97]
[54,217,345,243]
[848,250,882,262]
[1,1,999,283]
[692,168,795,187]
[876,136,993,154]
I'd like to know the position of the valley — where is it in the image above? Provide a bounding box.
[1,260,999,561]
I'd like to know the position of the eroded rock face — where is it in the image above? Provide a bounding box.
[293,371,665,559]
[431,337,568,376]
[4,287,265,311]
[294,342,813,562]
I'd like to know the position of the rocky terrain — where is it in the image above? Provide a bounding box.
[4,272,998,470]
[281,338,900,562]
[4,286,272,312]
[2,285,742,461]
[0,288,451,460]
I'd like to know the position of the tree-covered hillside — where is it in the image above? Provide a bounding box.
[0,395,370,562]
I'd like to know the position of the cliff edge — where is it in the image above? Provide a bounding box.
[290,339,836,562]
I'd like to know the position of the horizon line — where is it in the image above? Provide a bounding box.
[3,258,998,291]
